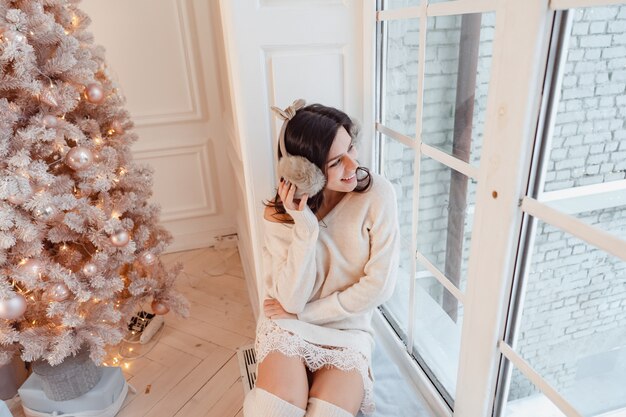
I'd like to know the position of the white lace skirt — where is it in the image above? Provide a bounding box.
[255,319,375,415]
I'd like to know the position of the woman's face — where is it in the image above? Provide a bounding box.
[324,126,359,193]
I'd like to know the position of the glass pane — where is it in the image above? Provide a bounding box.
[544,5,626,193]
[411,263,463,401]
[381,135,416,339]
[416,156,477,292]
[422,13,495,166]
[504,366,568,417]
[384,0,420,9]
[383,18,420,138]
[510,219,626,416]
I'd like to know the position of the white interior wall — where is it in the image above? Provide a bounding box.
[81,0,237,254]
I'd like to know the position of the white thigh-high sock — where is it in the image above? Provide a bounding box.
[243,387,306,417]
[305,397,354,417]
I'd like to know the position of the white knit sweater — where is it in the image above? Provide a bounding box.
[258,172,400,361]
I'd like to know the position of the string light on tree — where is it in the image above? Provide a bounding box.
[140,252,156,266]
[0,0,188,371]
[107,119,124,136]
[19,259,43,279]
[43,115,58,128]
[3,30,26,44]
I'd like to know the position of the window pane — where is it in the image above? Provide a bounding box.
[544,5,626,193]
[411,263,463,402]
[381,135,416,339]
[504,366,568,417]
[510,219,626,416]
[383,18,420,138]
[383,0,420,10]
[422,13,495,165]
[416,156,477,293]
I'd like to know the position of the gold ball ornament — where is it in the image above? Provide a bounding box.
[84,83,104,104]
[0,293,27,320]
[151,300,170,315]
[110,230,130,247]
[65,146,94,170]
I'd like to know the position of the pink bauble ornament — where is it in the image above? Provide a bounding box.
[46,283,70,302]
[0,293,27,320]
[82,263,97,276]
[4,31,26,44]
[151,300,170,315]
[110,230,130,247]
[43,115,58,128]
[19,259,43,279]
[140,252,156,266]
[65,146,94,170]
[84,83,104,104]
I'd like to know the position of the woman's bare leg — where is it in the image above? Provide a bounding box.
[308,367,364,416]
[255,351,309,410]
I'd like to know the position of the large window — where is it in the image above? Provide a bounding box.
[375,1,626,416]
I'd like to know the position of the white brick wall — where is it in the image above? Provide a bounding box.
[382,4,626,403]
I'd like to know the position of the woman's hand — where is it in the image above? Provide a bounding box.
[264,298,297,320]
[278,178,308,211]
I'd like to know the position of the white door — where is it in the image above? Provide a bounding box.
[81,0,237,253]
[218,0,374,317]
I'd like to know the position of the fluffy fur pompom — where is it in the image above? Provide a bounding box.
[278,155,326,198]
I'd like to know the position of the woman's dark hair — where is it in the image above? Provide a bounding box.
[265,103,372,222]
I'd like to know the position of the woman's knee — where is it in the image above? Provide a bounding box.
[308,367,364,416]
[255,352,309,409]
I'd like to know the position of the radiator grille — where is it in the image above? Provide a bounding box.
[236,344,257,393]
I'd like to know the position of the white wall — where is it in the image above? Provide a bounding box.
[81,0,237,253]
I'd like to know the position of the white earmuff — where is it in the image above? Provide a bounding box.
[272,99,326,199]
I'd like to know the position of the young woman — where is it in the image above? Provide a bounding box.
[243,100,400,417]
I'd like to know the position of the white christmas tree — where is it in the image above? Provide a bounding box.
[0,0,188,366]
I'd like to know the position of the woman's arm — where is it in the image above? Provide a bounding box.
[265,206,319,314]
[297,186,400,325]
[264,180,318,314]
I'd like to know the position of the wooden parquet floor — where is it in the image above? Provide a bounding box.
[8,246,254,417]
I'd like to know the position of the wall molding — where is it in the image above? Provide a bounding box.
[132,0,205,126]
[134,143,217,221]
